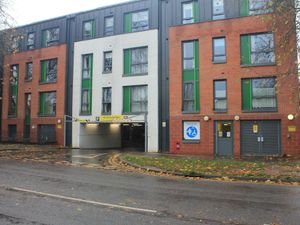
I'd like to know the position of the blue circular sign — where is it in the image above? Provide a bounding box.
[186,126,198,138]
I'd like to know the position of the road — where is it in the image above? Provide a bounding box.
[0,159,299,225]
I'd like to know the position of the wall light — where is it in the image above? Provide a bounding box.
[234,115,240,121]
[288,114,294,121]
[203,116,209,122]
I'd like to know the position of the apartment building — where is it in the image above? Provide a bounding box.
[1,0,299,155]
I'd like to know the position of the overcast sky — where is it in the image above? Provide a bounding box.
[8,0,130,26]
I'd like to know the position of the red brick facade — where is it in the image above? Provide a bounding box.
[169,15,300,156]
[2,44,67,146]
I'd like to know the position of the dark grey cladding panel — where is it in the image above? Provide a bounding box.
[74,0,159,42]
[13,17,68,52]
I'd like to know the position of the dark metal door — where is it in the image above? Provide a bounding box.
[241,120,280,156]
[38,125,56,144]
[215,121,233,157]
[8,125,17,142]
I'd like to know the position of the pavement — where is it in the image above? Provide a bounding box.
[0,159,300,225]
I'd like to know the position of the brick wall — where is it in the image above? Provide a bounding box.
[169,15,300,156]
[1,44,67,146]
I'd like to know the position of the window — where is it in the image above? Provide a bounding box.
[214,80,227,111]
[103,51,112,73]
[27,32,35,50]
[102,87,112,115]
[182,40,199,112]
[183,41,195,70]
[39,92,56,116]
[241,33,275,65]
[124,47,148,75]
[25,62,33,81]
[213,0,225,20]
[213,37,226,63]
[81,89,91,114]
[8,65,19,117]
[82,54,93,79]
[183,121,200,141]
[42,27,59,47]
[104,16,114,36]
[242,77,277,111]
[83,20,95,39]
[241,0,273,16]
[123,86,148,113]
[182,1,197,24]
[41,59,57,83]
[124,10,149,32]
[81,54,93,114]
[24,93,31,126]
[183,83,195,112]
[11,36,21,53]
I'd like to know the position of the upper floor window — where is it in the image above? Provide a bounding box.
[124,47,148,75]
[183,41,195,70]
[214,80,227,111]
[25,62,33,81]
[42,27,59,47]
[213,0,225,20]
[82,54,93,79]
[102,87,112,115]
[83,20,95,39]
[123,85,148,113]
[27,32,35,50]
[242,77,277,111]
[241,0,273,16]
[241,33,275,65]
[8,65,19,117]
[104,16,114,36]
[41,59,57,83]
[39,91,56,116]
[124,10,149,33]
[213,37,226,63]
[103,51,112,73]
[182,2,194,24]
[11,36,21,53]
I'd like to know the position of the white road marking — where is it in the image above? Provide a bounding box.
[71,154,105,159]
[2,186,157,214]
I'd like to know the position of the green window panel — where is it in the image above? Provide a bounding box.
[240,0,249,16]
[81,54,93,114]
[123,87,131,113]
[123,49,131,75]
[242,79,252,110]
[41,61,47,82]
[240,35,251,65]
[182,40,199,112]
[124,13,132,33]
[193,0,200,22]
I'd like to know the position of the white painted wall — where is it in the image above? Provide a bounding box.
[72,29,159,152]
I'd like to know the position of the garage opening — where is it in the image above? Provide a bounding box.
[121,123,145,151]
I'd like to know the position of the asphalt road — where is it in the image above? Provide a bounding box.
[0,159,299,225]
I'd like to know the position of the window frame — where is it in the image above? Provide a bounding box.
[124,46,148,76]
[40,58,57,83]
[82,54,93,80]
[39,91,56,117]
[104,16,114,36]
[212,37,227,64]
[102,87,112,115]
[241,32,275,66]
[242,77,277,112]
[124,10,149,33]
[80,89,91,115]
[213,80,227,112]
[249,0,273,15]
[27,32,35,50]
[123,85,148,114]
[103,51,113,74]
[25,62,33,81]
[182,1,194,24]
[212,0,225,20]
[8,64,19,117]
[82,20,95,40]
[42,27,60,47]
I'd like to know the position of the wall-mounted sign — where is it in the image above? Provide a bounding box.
[183,121,200,141]
[288,126,296,132]
[100,115,131,123]
[252,124,258,134]
[57,124,62,129]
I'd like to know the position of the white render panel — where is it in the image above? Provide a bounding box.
[72,29,159,152]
